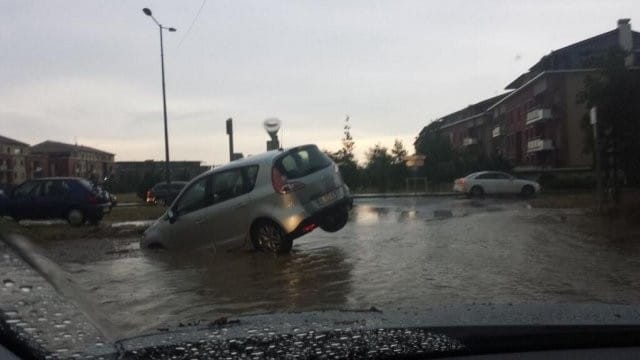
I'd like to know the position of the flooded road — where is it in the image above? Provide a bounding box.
[5,197,640,339]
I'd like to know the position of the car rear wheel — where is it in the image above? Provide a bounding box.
[67,208,85,227]
[251,220,292,254]
[521,185,535,198]
[319,209,349,233]
[470,186,484,198]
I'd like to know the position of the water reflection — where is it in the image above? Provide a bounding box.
[354,205,420,224]
[77,246,352,336]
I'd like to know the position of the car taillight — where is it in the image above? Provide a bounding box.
[271,166,305,194]
[455,178,465,185]
[87,194,98,204]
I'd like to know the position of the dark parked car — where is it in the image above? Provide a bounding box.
[0,177,111,226]
[146,181,188,206]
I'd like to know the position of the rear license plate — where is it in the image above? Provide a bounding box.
[318,189,339,205]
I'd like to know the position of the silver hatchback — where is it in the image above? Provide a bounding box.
[142,144,353,253]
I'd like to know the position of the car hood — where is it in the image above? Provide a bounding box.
[3,234,640,358]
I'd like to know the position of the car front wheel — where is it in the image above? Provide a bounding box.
[251,220,292,254]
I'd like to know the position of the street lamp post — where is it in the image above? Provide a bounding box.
[142,8,176,187]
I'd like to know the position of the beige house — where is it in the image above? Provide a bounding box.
[0,134,30,187]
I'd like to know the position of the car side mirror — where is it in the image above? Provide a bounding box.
[168,209,177,224]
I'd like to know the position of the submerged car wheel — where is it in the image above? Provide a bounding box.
[251,220,292,254]
[67,208,85,226]
[319,209,349,233]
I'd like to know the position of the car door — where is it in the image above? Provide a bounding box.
[472,173,495,194]
[169,175,216,250]
[206,167,255,249]
[9,181,40,219]
[491,172,514,194]
[35,180,71,219]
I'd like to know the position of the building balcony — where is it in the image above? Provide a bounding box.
[527,138,554,153]
[526,108,552,125]
[462,137,478,146]
[492,126,501,138]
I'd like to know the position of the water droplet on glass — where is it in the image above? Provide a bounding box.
[6,319,20,324]
[20,285,32,293]
[37,317,47,322]
[62,319,71,324]
[4,310,18,317]
[95,342,104,347]
[53,323,66,329]
[3,279,14,287]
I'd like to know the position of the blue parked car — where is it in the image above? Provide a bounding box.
[0,177,111,226]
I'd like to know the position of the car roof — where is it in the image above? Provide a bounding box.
[205,144,320,174]
[467,171,510,178]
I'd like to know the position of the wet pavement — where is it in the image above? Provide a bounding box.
[3,196,640,340]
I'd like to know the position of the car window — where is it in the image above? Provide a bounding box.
[12,181,39,198]
[41,180,70,197]
[243,166,259,192]
[276,145,332,179]
[475,173,493,180]
[172,184,184,191]
[212,169,244,204]
[174,176,211,215]
[78,178,95,190]
[493,173,511,180]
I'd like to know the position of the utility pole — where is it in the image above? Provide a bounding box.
[590,107,602,213]
[142,8,176,186]
[226,118,234,162]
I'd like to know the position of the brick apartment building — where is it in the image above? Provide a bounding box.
[435,93,511,160]
[30,140,115,182]
[0,135,30,188]
[416,19,640,173]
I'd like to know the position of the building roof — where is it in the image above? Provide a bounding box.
[414,92,511,146]
[0,134,29,147]
[438,92,512,129]
[31,140,114,156]
[506,24,640,89]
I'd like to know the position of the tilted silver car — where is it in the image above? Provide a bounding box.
[142,144,353,253]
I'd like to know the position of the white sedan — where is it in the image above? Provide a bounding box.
[453,171,540,197]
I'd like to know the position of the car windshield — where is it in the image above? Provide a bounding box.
[2,2,640,358]
[276,145,332,179]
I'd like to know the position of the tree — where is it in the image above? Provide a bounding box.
[331,116,361,189]
[364,144,394,191]
[391,139,408,165]
[414,120,457,183]
[579,49,640,203]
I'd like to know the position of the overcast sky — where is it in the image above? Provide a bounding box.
[1,1,638,165]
